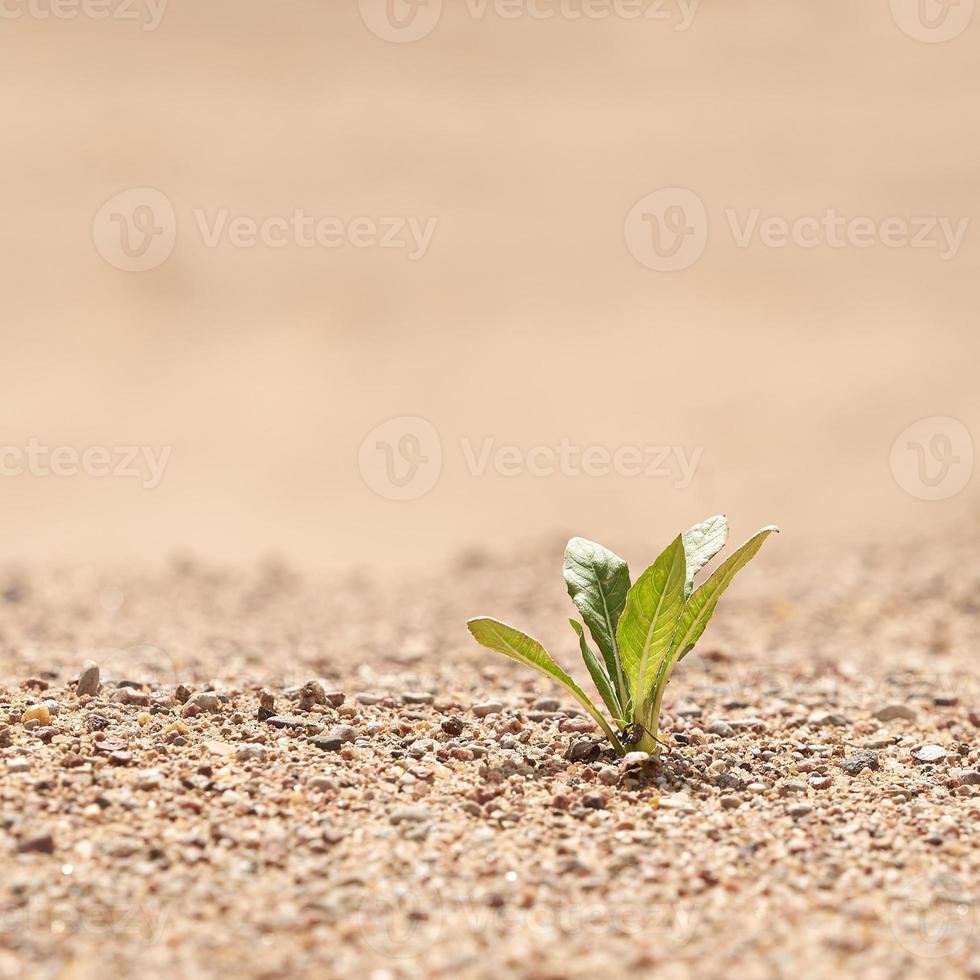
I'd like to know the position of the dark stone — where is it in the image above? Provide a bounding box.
[840,751,880,776]
[440,717,465,737]
[564,739,600,763]
[310,735,343,752]
[17,833,55,854]
[265,715,317,731]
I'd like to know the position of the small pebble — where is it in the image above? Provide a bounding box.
[472,701,503,718]
[389,805,430,825]
[533,698,560,711]
[265,715,317,731]
[707,720,735,738]
[76,660,100,697]
[840,751,879,776]
[310,735,343,752]
[331,725,356,744]
[17,833,55,854]
[236,744,268,762]
[257,691,275,721]
[21,705,50,725]
[298,681,326,710]
[778,781,809,796]
[440,717,465,736]
[809,711,848,727]
[874,704,916,722]
[953,769,980,786]
[675,702,702,717]
[187,692,221,713]
[565,740,600,762]
[597,765,619,786]
[112,688,149,707]
[913,744,947,764]
[135,769,163,789]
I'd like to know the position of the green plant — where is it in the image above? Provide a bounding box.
[466,516,778,757]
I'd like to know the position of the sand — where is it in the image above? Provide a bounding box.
[1,524,978,979]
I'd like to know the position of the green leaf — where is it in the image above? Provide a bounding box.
[569,619,622,722]
[682,514,729,597]
[616,535,687,706]
[672,525,780,662]
[562,537,631,707]
[467,617,623,753]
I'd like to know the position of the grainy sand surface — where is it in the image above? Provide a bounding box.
[2,523,978,979]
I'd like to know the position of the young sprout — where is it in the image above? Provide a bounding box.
[467,516,778,757]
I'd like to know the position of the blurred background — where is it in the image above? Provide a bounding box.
[1,0,976,574]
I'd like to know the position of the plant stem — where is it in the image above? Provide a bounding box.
[636,681,667,758]
[637,728,661,758]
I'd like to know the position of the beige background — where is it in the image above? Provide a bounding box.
[1,0,977,573]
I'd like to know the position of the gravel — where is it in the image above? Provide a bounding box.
[874,704,917,721]
[309,735,344,752]
[840,751,879,776]
[0,530,977,979]
[75,659,100,696]
[471,701,503,717]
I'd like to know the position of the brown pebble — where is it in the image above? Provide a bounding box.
[76,660,101,697]
[441,717,465,736]
[17,833,55,854]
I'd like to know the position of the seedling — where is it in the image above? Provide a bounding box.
[467,516,778,757]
